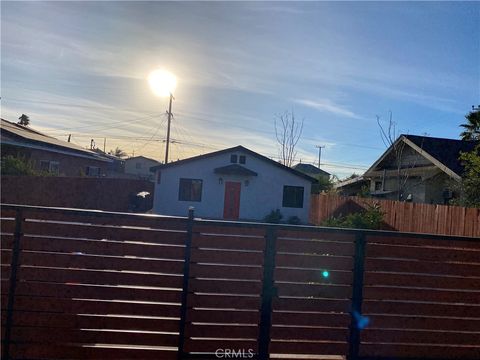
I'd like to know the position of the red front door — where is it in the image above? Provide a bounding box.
[223,181,241,220]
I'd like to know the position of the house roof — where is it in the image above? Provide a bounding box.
[404,134,478,176]
[1,119,112,162]
[365,134,479,180]
[126,155,160,164]
[150,145,316,182]
[333,175,367,189]
[293,163,331,177]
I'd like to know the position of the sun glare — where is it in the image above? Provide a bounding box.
[148,69,177,97]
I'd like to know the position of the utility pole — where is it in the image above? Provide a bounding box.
[315,145,325,169]
[103,138,106,153]
[165,93,174,164]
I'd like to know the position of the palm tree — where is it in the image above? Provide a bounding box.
[17,114,30,126]
[460,109,480,141]
[110,147,127,158]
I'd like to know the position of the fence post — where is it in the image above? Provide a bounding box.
[177,207,195,360]
[2,209,24,360]
[258,226,277,360]
[348,231,367,360]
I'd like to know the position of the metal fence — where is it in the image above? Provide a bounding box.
[1,204,479,360]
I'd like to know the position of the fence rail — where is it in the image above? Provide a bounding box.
[1,203,479,360]
[310,194,480,237]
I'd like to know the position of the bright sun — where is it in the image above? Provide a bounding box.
[148,69,177,97]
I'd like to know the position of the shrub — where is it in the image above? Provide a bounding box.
[264,209,283,224]
[321,203,384,230]
[287,215,301,225]
[1,155,38,176]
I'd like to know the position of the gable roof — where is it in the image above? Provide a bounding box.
[293,163,331,177]
[150,145,316,182]
[125,155,160,164]
[1,119,112,162]
[365,134,479,180]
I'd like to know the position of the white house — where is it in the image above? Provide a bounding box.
[150,146,315,223]
[125,156,160,181]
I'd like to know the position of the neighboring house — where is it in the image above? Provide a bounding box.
[125,156,160,181]
[150,145,315,223]
[363,134,478,204]
[293,163,331,179]
[334,176,369,196]
[1,119,112,176]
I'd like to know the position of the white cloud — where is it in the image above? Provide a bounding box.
[293,98,365,120]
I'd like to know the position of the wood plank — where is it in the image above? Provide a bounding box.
[10,326,179,347]
[8,280,182,303]
[190,263,263,280]
[186,309,259,324]
[276,253,353,271]
[185,324,258,339]
[276,238,354,256]
[17,266,184,288]
[367,243,480,264]
[364,271,480,291]
[192,234,265,251]
[273,298,351,313]
[14,236,185,260]
[364,286,480,304]
[365,314,480,332]
[189,278,262,295]
[277,230,355,243]
[276,283,352,299]
[19,251,185,274]
[22,220,187,245]
[1,249,12,265]
[271,312,350,328]
[191,249,263,266]
[7,295,181,317]
[275,268,353,285]
[23,209,188,230]
[365,257,480,278]
[9,344,177,360]
[366,234,480,250]
[195,224,265,237]
[361,328,480,346]
[363,300,480,319]
[359,343,480,359]
[271,326,348,342]
[187,294,260,310]
[5,311,180,332]
[269,341,348,355]
[184,339,258,353]
[0,219,16,234]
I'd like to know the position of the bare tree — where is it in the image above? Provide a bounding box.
[274,110,304,167]
[377,111,423,201]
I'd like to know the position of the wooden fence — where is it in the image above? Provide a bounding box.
[1,204,479,360]
[310,194,480,237]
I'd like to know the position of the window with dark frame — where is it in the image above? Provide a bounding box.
[230,154,238,163]
[239,155,246,164]
[375,181,382,191]
[282,186,304,208]
[178,178,203,202]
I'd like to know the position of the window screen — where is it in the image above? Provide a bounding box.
[179,178,203,202]
[282,186,304,208]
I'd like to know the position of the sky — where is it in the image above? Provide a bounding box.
[1,1,479,178]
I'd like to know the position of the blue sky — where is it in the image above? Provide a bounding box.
[1,1,479,178]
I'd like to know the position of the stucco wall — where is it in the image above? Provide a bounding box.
[152,150,312,223]
[124,157,159,180]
